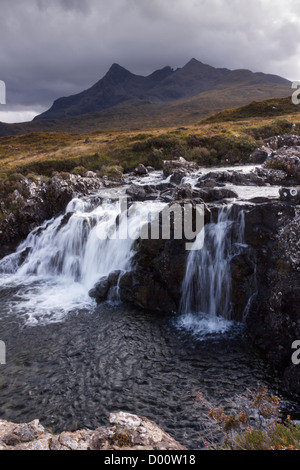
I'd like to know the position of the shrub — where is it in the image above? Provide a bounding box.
[206,386,300,450]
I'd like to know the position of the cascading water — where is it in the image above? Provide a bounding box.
[177,206,247,337]
[0,195,165,325]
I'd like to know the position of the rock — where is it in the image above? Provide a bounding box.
[279,187,300,204]
[89,270,122,303]
[244,203,300,392]
[133,164,148,176]
[264,146,300,183]
[172,184,203,201]
[89,277,110,302]
[118,202,210,313]
[250,146,272,164]
[84,171,97,178]
[169,169,187,185]
[163,157,198,178]
[0,413,186,451]
[126,184,148,201]
[193,185,239,202]
[230,253,256,322]
[119,270,178,313]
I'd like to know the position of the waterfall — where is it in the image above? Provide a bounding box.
[0,196,165,325]
[178,206,247,336]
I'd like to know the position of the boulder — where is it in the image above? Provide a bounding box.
[163,157,198,178]
[89,270,122,303]
[250,146,272,164]
[133,164,148,176]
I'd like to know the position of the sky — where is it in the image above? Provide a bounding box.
[0,0,299,123]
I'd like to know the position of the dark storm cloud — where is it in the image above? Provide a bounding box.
[0,0,300,121]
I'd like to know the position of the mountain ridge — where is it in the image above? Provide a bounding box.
[34,58,291,122]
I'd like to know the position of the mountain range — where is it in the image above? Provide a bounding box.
[35,58,291,121]
[0,58,293,136]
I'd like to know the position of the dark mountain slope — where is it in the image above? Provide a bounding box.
[34,59,291,122]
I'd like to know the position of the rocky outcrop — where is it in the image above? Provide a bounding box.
[0,412,186,451]
[198,167,294,187]
[249,134,300,184]
[265,146,300,184]
[244,203,300,394]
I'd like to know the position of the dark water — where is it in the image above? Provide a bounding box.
[0,284,293,449]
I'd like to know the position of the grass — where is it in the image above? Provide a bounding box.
[201,96,300,123]
[0,104,299,181]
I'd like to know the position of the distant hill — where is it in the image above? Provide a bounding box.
[0,59,294,136]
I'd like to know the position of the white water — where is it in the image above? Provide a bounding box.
[0,197,165,325]
[177,206,246,338]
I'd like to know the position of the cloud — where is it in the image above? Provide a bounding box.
[0,0,299,122]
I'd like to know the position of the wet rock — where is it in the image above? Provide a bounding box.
[169,169,187,185]
[89,277,110,302]
[172,184,203,201]
[230,254,256,322]
[117,202,210,313]
[89,270,122,303]
[119,270,178,313]
[193,184,239,202]
[199,178,225,188]
[126,184,148,201]
[0,413,185,451]
[163,157,198,178]
[133,164,148,176]
[201,188,238,202]
[244,203,300,392]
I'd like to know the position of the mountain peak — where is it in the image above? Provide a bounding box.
[182,58,214,71]
[104,63,133,81]
[186,58,202,66]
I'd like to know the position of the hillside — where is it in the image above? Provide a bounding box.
[201,96,300,123]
